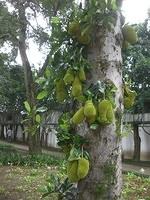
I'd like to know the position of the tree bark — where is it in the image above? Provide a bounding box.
[17,2,41,154]
[133,124,141,161]
[77,4,123,200]
[0,125,5,139]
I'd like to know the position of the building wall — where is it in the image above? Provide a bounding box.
[122,125,150,161]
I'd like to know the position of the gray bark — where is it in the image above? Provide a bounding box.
[17,2,41,154]
[133,124,141,161]
[77,6,123,200]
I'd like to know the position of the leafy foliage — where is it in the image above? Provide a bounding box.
[123,19,150,113]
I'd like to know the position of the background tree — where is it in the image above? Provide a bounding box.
[123,18,150,113]
[0,0,72,153]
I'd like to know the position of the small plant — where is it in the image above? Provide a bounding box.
[42,175,77,200]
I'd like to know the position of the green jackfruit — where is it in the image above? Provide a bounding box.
[55,79,67,102]
[78,67,86,81]
[122,40,129,50]
[98,100,114,125]
[77,33,91,45]
[72,76,82,97]
[86,115,96,124]
[67,160,79,183]
[84,100,96,118]
[68,21,80,37]
[77,158,89,180]
[124,97,134,109]
[122,25,138,44]
[124,86,137,99]
[71,107,85,125]
[63,68,74,85]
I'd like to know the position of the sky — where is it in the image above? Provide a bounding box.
[17,0,150,68]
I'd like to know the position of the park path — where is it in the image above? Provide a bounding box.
[0,140,150,176]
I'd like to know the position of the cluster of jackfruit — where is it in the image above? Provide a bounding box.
[68,21,91,45]
[63,67,86,98]
[97,99,114,125]
[55,79,67,103]
[67,157,89,183]
[124,85,137,109]
[71,99,97,125]
[122,25,138,50]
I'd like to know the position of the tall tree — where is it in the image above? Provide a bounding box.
[0,0,72,153]
[77,1,123,199]
[42,0,125,199]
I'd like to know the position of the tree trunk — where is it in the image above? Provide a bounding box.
[18,2,41,154]
[0,125,5,139]
[77,3,123,200]
[133,124,141,161]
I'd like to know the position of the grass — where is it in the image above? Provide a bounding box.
[0,143,149,200]
[122,172,150,200]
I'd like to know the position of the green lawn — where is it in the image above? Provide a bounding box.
[0,143,149,200]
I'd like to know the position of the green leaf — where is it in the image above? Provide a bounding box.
[68,147,81,161]
[37,90,48,100]
[35,114,41,123]
[36,106,48,113]
[24,101,31,113]
[51,16,60,24]
[35,77,46,84]
[90,123,99,130]
[45,68,52,78]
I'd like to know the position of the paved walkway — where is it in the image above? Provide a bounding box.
[123,163,150,176]
[0,140,150,176]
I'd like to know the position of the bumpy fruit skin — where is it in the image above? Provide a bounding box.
[72,76,82,97]
[63,68,74,85]
[124,86,137,109]
[84,100,96,118]
[68,21,80,37]
[71,107,85,125]
[77,33,91,45]
[77,158,89,179]
[124,97,134,109]
[122,40,129,50]
[55,79,67,102]
[122,25,138,44]
[98,100,114,125]
[67,160,79,183]
[78,67,86,81]
[86,115,96,124]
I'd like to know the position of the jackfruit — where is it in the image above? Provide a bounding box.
[78,67,86,81]
[68,21,80,37]
[122,25,138,44]
[77,33,91,45]
[71,107,85,125]
[67,160,79,182]
[86,115,96,124]
[56,91,66,103]
[84,100,96,118]
[98,100,114,125]
[77,158,89,179]
[72,76,82,97]
[122,40,129,50]
[124,97,134,109]
[124,86,137,99]
[63,68,74,85]
[55,79,67,102]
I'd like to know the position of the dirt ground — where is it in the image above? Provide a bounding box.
[0,166,56,200]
